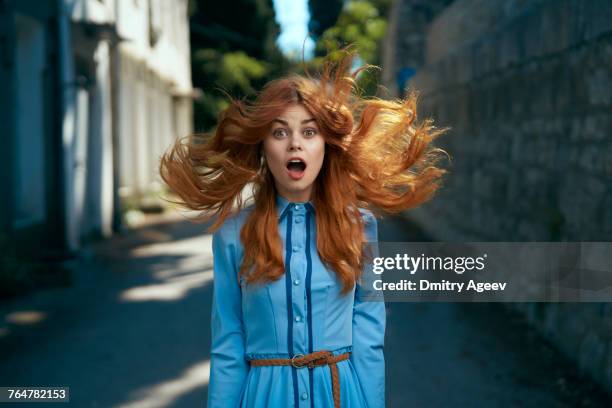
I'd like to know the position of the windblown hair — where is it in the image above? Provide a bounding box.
[159,48,450,295]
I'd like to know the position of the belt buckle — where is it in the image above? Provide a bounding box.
[291,353,306,369]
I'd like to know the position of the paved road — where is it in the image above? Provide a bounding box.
[0,211,609,407]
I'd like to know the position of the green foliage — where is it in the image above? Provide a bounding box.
[190,0,291,132]
[189,0,392,130]
[192,48,274,131]
[194,49,270,94]
[307,0,391,97]
[316,1,387,64]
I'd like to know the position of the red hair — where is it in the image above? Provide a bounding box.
[159,48,450,295]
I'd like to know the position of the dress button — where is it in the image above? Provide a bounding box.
[295,315,302,322]
[293,279,300,286]
[294,204,302,211]
[301,392,308,400]
[292,246,300,252]
[295,216,303,223]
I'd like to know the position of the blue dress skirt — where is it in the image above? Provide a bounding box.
[206,193,386,408]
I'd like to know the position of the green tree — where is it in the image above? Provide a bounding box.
[189,0,292,131]
[304,0,392,97]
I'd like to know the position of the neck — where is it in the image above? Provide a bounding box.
[276,187,312,203]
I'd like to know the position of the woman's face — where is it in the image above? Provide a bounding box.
[263,103,325,203]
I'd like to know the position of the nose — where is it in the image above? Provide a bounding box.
[288,134,303,151]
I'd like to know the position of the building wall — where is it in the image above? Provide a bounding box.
[1,0,193,255]
[114,0,193,201]
[13,13,47,230]
[385,0,612,394]
[0,0,63,256]
[64,0,193,243]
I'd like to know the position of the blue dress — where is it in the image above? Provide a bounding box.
[206,193,386,408]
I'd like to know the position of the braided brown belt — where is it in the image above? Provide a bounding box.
[248,350,351,408]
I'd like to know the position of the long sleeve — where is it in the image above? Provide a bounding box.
[351,210,386,408]
[207,216,249,408]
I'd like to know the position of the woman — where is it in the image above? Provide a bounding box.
[159,48,448,407]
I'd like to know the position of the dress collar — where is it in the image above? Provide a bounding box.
[276,193,316,220]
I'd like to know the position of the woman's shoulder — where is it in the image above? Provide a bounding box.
[213,204,255,241]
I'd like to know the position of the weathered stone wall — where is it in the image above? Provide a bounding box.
[381,0,454,97]
[385,0,612,395]
[406,0,612,242]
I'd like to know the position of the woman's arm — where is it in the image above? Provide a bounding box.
[207,216,249,408]
[351,210,386,408]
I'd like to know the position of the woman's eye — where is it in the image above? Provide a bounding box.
[304,128,317,137]
[273,128,287,138]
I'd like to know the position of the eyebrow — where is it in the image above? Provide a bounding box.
[272,118,316,126]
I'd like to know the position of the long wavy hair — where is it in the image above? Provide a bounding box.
[159,48,450,295]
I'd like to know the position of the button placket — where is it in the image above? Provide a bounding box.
[287,203,316,407]
[290,205,307,356]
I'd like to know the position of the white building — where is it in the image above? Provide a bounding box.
[0,0,193,256]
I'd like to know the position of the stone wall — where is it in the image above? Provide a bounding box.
[385,0,612,395]
[381,0,453,97]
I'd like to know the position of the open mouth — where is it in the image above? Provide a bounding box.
[286,158,307,180]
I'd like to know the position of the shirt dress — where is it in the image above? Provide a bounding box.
[206,193,386,408]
